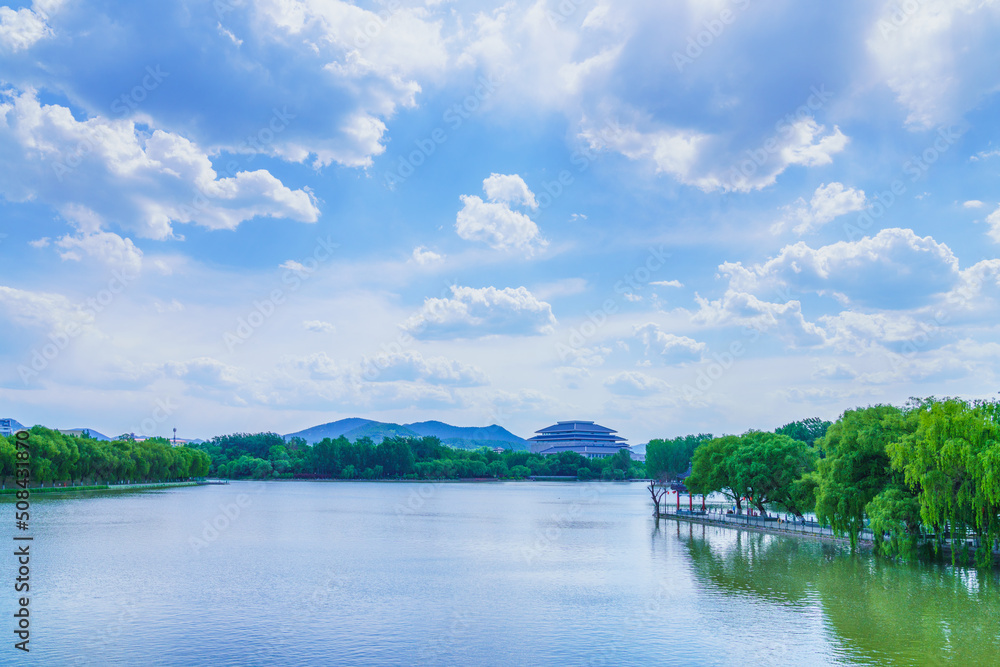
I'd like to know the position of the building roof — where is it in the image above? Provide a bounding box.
[528,421,627,444]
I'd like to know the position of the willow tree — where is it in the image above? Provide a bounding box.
[686,435,744,512]
[886,397,1000,567]
[814,405,911,548]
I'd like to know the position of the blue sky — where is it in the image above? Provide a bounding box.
[2,0,1000,444]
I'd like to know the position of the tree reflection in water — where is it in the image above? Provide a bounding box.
[671,522,1000,665]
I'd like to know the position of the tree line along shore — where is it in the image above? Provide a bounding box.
[645,397,1000,568]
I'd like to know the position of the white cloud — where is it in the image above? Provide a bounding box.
[987,206,1000,243]
[54,205,143,274]
[651,280,683,288]
[596,116,849,192]
[868,0,1000,129]
[785,182,867,235]
[455,174,546,254]
[0,284,93,333]
[0,88,320,240]
[364,350,488,386]
[604,370,670,396]
[303,320,336,334]
[963,200,984,208]
[412,246,444,265]
[0,0,61,52]
[720,228,961,309]
[692,289,827,348]
[403,285,556,339]
[482,172,537,208]
[633,323,705,363]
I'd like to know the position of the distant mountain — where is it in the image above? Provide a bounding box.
[58,428,111,441]
[284,417,529,450]
[341,421,421,442]
[284,418,375,443]
[405,420,526,444]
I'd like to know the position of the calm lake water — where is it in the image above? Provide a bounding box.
[9,481,1000,666]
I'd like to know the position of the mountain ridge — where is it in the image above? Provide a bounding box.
[285,417,529,450]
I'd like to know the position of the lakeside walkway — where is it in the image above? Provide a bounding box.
[657,505,874,545]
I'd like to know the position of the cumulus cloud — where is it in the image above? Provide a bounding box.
[720,228,961,309]
[456,174,546,254]
[963,200,984,208]
[692,289,827,348]
[403,285,556,339]
[0,0,61,52]
[54,205,143,274]
[784,182,867,235]
[633,323,705,363]
[482,173,537,208]
[604,370,670,396]
[594,117,849,193]
[0,88,320,241]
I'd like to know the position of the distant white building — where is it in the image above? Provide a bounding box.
[528,421,632,459]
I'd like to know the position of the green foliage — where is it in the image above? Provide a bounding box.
[645,433,713,481]
[814,405,911,548]
[686,432,815,516]
[0,427,209,486]
[885,397,1000,566]
[686,435,743,509]
[866,486,923,561]
[775,418,831,448]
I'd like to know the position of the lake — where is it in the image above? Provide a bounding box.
[11,481,1000,665]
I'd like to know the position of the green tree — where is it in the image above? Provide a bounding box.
[814,405,912,548]
[729,431,817,517]
[885,397,1000,566]
[775,418,832,448]
[645,434,713,481]
[686,435,744,511]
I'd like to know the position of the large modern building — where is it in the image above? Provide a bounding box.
[529,421,631,459]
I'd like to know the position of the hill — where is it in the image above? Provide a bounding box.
[404,420,526,444]
[284,417,529,450]
[58,428,111,441]
[341,421,421,442]
[284,418,375,443]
